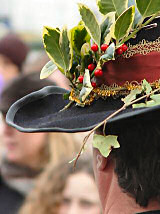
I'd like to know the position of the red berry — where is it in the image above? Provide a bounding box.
[78,76,84,83]
[91,44,98,52]
[101,44,109,52]
[91,82,97,88]
[116,47,123,55]
[122,44,128,52]
[94,69,103,77]
[88,63,96,71]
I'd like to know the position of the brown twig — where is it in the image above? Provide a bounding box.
[73,87,160,166]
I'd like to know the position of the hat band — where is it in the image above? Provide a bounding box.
[100,51,160,86]
[69,80,160,106]
[123,37,160,59]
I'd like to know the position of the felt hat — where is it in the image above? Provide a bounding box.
[6,2,160,133]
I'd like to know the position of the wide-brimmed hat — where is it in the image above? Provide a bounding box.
[6,2,160,133]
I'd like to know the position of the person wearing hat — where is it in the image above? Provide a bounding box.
[6,1,160,214]
[0,33,29,86]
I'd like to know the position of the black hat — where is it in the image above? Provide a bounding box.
[6,2,160,133]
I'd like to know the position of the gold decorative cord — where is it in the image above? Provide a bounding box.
[69,80,160,106]
[123,37,160,58]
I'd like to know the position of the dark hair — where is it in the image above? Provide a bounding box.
[105,121,160,207]
[0,72,56,114]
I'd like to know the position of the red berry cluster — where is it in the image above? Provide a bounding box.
[116,44,128,55]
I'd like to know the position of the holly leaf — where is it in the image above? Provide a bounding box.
[70,23,90,56]
[93,134,120,158]
[79,69,93,102]
[111,6,135,41]
[136,0,160,18]
[59,26,73,71]
[43,26,65,73]
[122,88,142,105]
[142,79,152,95]
[81,43,91,57]
[40,60,57,79]
[100,42,115,61]
[100,12,116,44]
[78,3,101,48]
[128,0,142,27]
[97,0,128,17]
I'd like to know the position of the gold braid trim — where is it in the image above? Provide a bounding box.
[122,37,160,58]
[69,80,160,106]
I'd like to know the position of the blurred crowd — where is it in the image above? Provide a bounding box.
[0,31,101,214]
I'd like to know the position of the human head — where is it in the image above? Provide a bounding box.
[0,72,56,168]
[0,33,29,83]
[19,157,101,214]
[5,3,160,214]
[93,121,160,212]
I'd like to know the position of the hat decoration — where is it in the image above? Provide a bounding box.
[6,0,160,160]
[39,0,160,158]
[41,0,160,107]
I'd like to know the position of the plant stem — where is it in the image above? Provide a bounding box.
[119,13,159,45]
[74,87,160,166]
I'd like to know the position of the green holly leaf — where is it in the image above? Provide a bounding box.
[136,0,160,18]
[59,26,73,71]
[78,3,101,48]
[93,134,120,158]
[128,0,142,27]
[100,12,116,45]
[122,88,142,105]
[79,69,93,103]
[81,43,91,57]
[97,0,128,17]
[142,79,152,95]
[70,23,90,56]
[40,60,57,79]
[100,42,115,61]
[111,6,135,41]
[43,26,66,72]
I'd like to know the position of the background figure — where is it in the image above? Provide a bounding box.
[19,157,101,214]
[0,72,81,214]
[0,33,29,86]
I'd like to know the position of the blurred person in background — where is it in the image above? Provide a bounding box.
[0,33,29,88]
[19,157,101,214]
[0,72,80,214]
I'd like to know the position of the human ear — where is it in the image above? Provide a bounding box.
[95,149,108,171]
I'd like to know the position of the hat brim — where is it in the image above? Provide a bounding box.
[6,86,160,133]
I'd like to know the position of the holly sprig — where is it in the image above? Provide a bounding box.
[40,0,160,106]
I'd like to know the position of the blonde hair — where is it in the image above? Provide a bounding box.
[19,157,94,214]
